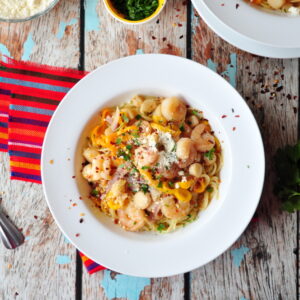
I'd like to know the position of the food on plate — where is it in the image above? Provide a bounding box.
[110,0,159,20]
[248,0,300,15]
[81,95,222,232]
[0,0,55,19]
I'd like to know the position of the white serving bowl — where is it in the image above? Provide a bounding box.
[197,0,300,50]
[41,54,265,277]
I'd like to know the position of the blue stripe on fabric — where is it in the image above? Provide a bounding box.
[0,144,8,150]
[11,171,41,181]
[0,88,11,95]
[0,122,8,128]
[10,104,54,116]
[9,116,48,127]
[0,77,70,93]
[9,150,41,159]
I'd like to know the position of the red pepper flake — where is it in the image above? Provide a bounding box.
[79,196,83,200]
[72,203,77,207]
[182,1,187,5]
[221,115,227,118]
[75,233,80,237]
[34,215,38,219]
[179,35,184,39]
[79,218,84,223]
[232,127,236,131]
[221,3,225,6]
[152,36,156,40]
[156,19,160,24]
[236,3,240,9]
[178,23,183,27]
[49,160,54,164]
[293,107,297,114]
[287,94,292,100]
[235,115,240,118]
[162,37,167,41]
[72,176,76,179]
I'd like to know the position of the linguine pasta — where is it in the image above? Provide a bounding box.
[248,0,300,15]
[81,95,222,233]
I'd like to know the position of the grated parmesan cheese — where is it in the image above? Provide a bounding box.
[288,6,300,16]
[0,0,54,19]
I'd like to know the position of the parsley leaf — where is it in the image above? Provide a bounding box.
[140,184,149,194]
[135,114,142,120]
[126,144,133,150]
[91,189,99,197]
[116,137,122,145]
[168,181,175,188]
[141,166,151,170]
[275,141,300,212]
[122,114,129,123]
[157,223,166,232]
[179,124,185,132]
[132,130,140,138]
[206,186,213,193]
[204,148,215,160]
[117,149,131,161]
[157,181,163,188]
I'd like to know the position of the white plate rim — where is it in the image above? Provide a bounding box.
[41,54,265,277]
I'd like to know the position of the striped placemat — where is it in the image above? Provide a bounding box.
[0,56,106,274]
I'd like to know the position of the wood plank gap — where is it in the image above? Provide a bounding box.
[75,250,83,300]
[186,0,192,59]
[298,58,300,300]
[79,0,85,71]
[184,272,190,300]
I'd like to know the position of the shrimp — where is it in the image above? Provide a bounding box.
[176,138,197,168]
[82,155,112,181]
[161,195,191,219]
[191,124,215,152]
[117,202,145,231]
[134,146,159,168]
[137,120,152,135]
[159,163,180,179]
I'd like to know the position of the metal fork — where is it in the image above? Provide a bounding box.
[0,204,24,249]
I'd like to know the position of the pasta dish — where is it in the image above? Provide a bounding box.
[248,0,300,15]
[81,95,222,232]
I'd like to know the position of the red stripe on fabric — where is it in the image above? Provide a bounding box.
[9,122,47,132]
[10,156,41,165]
[10,109,52,122]
[8,133,43,144]
[10,176,41,184]
[0,127,8,133]
[10,165,41,176]
[1,57,87,79]
[0,70,78,89]
[83,259,95,267]
[1,83,65,100]
[0,138,8,144]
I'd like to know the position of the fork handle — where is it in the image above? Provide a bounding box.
[0,210,24,249]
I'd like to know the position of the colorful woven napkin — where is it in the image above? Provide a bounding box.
[0,56,106,274]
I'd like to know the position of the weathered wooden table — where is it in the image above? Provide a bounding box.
[0,0,298,299]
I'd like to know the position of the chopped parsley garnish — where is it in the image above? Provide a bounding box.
[141,166,151,170]
[122,114,129,123]
[179,124,185,132]
[91,189,99,197]
[155,174,162,180]
[126,144,133,150]
[157,181,163,188]
[111,0,159,21]
[133,138,141,146]
[192,110,199,116]
[116,137,122,145]
[157,223,166,232]
[206,186,213,193]
[132,130,140,138]
[117,149,131,161]
[140,184,149,194]
[171,144,177,152]
[168,181,175,188]
[136,114,142,120]
[204,148,215,160]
